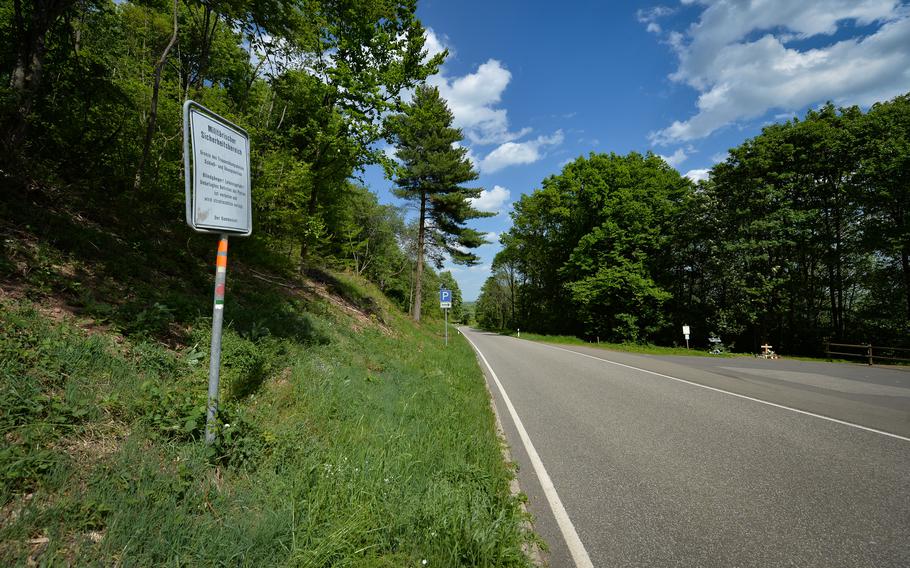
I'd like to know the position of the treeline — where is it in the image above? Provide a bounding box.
[0,0,461,317]
[477,96,910,355]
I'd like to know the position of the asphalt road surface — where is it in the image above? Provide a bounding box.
[459,328,910,568]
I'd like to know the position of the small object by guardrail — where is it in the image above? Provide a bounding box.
[759,344,779,359]
[824,342,910,366]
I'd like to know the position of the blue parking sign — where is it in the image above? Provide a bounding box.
[439,288,452,309]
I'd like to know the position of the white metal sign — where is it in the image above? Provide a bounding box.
[682,325,690,336]
[183,101,252,236]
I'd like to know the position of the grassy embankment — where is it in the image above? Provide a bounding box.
[505,331,864,364]
[0,194,534,566]
[503,331,742,358]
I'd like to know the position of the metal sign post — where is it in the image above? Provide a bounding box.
[183,100,252,445]
[682,324,691,349]
[440,288,452,346]
[206,235,229,444]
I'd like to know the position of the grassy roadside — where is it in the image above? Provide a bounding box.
[503,331,867,364]
[502,331,740,358]
[0,198,535,565]
[0,295,534,566]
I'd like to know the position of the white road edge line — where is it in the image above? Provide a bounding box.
[462,332,595,568]
[534,341,910,443]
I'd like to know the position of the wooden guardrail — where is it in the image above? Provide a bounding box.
[824,342,910,366]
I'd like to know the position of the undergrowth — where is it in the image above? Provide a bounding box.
[507,331,741,357]
[0,195,533,565]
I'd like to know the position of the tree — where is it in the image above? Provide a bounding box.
[497,152,689,341]
[858,95,910,322]
[291,0,443,262]
[387,85,490,322]
[3,0,80,153]
[475,267,513,331]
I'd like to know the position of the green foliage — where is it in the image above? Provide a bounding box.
[387,85,491,320]
[388,85,491,267]
[482,95,910,353]
[0,0,440,294]
[483,152,688,341]
[0,289,533,565]
[0,0,533,563]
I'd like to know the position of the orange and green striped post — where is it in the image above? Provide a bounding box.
[205,234,229,445]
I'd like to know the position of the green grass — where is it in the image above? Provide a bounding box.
[505,331,742,358]
[0,295,533,566]
[0,189,534,565]
[506,331,880,365]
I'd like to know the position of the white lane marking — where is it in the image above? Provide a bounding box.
[533,341,910,443]
[462,331,594,568]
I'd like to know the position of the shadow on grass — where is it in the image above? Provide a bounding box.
[0,188,330,346]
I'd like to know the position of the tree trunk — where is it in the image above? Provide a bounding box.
[413,191,427,322]
[902,244,910,322]
[6,0,75,151]
[134,0,178,191]
[193,7,218,91]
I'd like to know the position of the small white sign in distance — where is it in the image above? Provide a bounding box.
[184,101,252,235]
[682,325,690,335]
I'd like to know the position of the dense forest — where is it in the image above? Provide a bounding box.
[2,0,907,356]
[476,97,910,355]
[0,0,470,316]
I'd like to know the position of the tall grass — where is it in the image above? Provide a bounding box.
[0,294,533,566]
[508,331,739,357]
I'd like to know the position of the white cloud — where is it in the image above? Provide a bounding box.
[381,145,398,162]
[483,231,500,245]
[481,131,564,173]
[429,59,532,145]
[710,151,729,163]
[637,6,675,24]
[684,168,711,183]
[419,35,556,176]
[423,28,449,62]
[659,147,689,168]
[638,6,674,35]
[470,185,511,213]
[449,263,491,274]
[651,1,910,144]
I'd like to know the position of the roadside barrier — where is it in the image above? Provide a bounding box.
[824,342,910,366]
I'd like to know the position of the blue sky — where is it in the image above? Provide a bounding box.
[363,0,910,300]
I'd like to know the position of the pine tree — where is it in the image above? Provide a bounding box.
[387,85,491,321]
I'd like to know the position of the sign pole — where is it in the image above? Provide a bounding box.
[184,101,251,446]
[439,288,452,346]
[205,234,229,445]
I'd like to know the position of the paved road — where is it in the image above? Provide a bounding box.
[460,328,910,568]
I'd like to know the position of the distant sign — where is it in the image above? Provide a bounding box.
[682,325,690,336]
[183,101,252,236]
[440,289,452,309]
